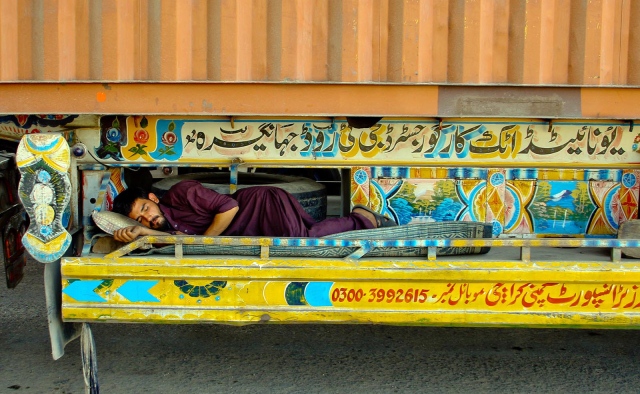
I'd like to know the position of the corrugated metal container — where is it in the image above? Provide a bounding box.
[0,0,638,85]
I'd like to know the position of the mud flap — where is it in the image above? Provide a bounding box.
[16,134,72,263]
[45,260,81,360]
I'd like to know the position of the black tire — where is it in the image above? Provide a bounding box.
[152,172,327,221]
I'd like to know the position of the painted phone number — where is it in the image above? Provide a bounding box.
[331,287,429,303]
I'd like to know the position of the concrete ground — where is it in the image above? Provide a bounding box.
[2,259,640,393]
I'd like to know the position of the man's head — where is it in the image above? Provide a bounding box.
[112,187,169,230]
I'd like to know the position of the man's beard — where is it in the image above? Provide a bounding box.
[151,216,171,231]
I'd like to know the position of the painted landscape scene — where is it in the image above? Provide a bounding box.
[386,179,463,226]
[529,181,595,235]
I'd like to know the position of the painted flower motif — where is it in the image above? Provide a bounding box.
[134,129,149,144]
[354,169,368,185]
[161,131,178,146]
[490,172,505,187]
[106,127,121,143]
[40,225,53,237]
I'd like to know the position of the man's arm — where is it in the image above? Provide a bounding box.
[113,225,170,243]
[202,206,239,236]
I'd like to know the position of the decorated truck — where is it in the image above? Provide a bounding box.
[2,1,640,392]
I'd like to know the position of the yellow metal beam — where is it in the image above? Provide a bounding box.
[61,252,640,328]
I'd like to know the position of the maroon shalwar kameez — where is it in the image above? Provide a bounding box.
[158,180,373,237]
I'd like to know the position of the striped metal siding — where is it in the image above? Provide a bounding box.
[0,0,638,85]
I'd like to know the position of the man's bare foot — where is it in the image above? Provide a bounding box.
[352,205,398,228]
[352,207,377,228]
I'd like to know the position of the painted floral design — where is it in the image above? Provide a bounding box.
[106,127,121,143]
[129,129,149,157]
[161,131,177,146]
[157,122,178,157]
[633,134,640,152]
[96,117,124,160]
[134,129,149,144]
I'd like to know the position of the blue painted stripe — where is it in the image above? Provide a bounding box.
[63,280,106,303]
[276,238,640,248]
[507,168,538,179]
[304,282,334,307]
[116,280,160,302]
[25,136,61,152]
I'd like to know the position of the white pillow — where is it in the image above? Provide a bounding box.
[92,211,139,235]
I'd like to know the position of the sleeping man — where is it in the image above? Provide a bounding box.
[111,180,396,243]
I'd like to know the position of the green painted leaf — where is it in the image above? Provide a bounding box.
[140,116,148,129]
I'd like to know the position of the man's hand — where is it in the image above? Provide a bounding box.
[203,206,239,236]
[113,226,148,243]
[113,225,172,243]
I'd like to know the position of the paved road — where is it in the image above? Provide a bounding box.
[2,259,640,393]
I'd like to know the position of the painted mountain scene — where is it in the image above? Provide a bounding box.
[529,180,617,235]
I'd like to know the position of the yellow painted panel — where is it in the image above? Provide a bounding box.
[61,254,640,327]
[61,279,640,328]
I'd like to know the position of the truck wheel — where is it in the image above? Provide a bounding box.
[152,172,328,221]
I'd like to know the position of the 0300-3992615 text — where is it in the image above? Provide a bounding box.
[331,287,429,304]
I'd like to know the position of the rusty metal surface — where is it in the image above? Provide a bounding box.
[0,0,638,86]
[438,86,583,118]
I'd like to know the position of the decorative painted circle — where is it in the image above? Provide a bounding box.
[36,170,51,183]
[490,173,505,187]
[39,225,52,236]
[173,280,227,298]
[285,282,308,305]
[30,183,54,204]
[492,220,503,237]
[354,169,368,185]
[622,173,636,189]
[34,205,55,225]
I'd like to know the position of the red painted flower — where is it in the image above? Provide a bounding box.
[161,131,178,146]
[134,129,149,144]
